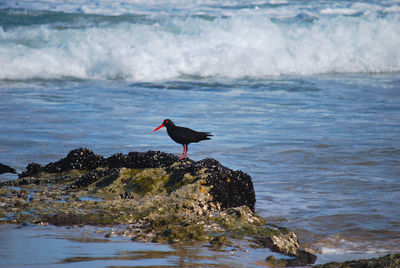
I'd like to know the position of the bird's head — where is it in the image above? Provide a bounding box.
[153,119,174,131]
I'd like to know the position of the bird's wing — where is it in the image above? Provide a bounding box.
[171,126,196,144]
[178,127,212,143]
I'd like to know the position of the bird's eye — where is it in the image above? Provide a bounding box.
[165,120,169,124]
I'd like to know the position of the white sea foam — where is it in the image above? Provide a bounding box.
[319,242,396,256]
[384,5,400,13]
[1,1,400,81]
[320,8,360,15]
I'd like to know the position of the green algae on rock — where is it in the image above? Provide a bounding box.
[0,148,316,266]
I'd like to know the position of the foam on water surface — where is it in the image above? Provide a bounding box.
[1,1,400,81]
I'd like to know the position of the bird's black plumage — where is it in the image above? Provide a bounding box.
[153,119,212,159]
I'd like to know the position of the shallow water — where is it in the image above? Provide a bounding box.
[0,224,276,267]
[1,0,400,266]
[0,225,389,267]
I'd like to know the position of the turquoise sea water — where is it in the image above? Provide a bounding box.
[1,0,400,266]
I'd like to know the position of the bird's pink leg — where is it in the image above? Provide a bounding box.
[179,145,188,159]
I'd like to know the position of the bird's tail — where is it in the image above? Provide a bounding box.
[203,132,213,141]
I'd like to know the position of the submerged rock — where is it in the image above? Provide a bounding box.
[0,148,316,266]
[314,253,400,268]
[0,163,17,174]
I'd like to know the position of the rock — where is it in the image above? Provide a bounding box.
[0,148,314,265]
[105,150,177,169]
[15,148,255,212]
[314,253,400,268]
[196,158,256,212]
[257,228,317,267]
[19,163,42,177]
[293,250,318,266]
[68,168,118,189]
[265,249,317,267]
[0,163,17,174]
[255,231,299,257]
[19,148,105,177]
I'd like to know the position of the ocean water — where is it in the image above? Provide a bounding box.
[1,0,400,266]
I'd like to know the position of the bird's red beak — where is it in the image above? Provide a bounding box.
[153,124,164,132]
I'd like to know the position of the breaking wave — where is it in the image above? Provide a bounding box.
[0,2,400,81]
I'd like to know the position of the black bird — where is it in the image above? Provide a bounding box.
[0,163,17,175]
[153,119,212,159]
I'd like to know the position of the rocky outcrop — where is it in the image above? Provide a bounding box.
[314,253,400,268]
[0,148,316,266]
[16,148,255,211]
